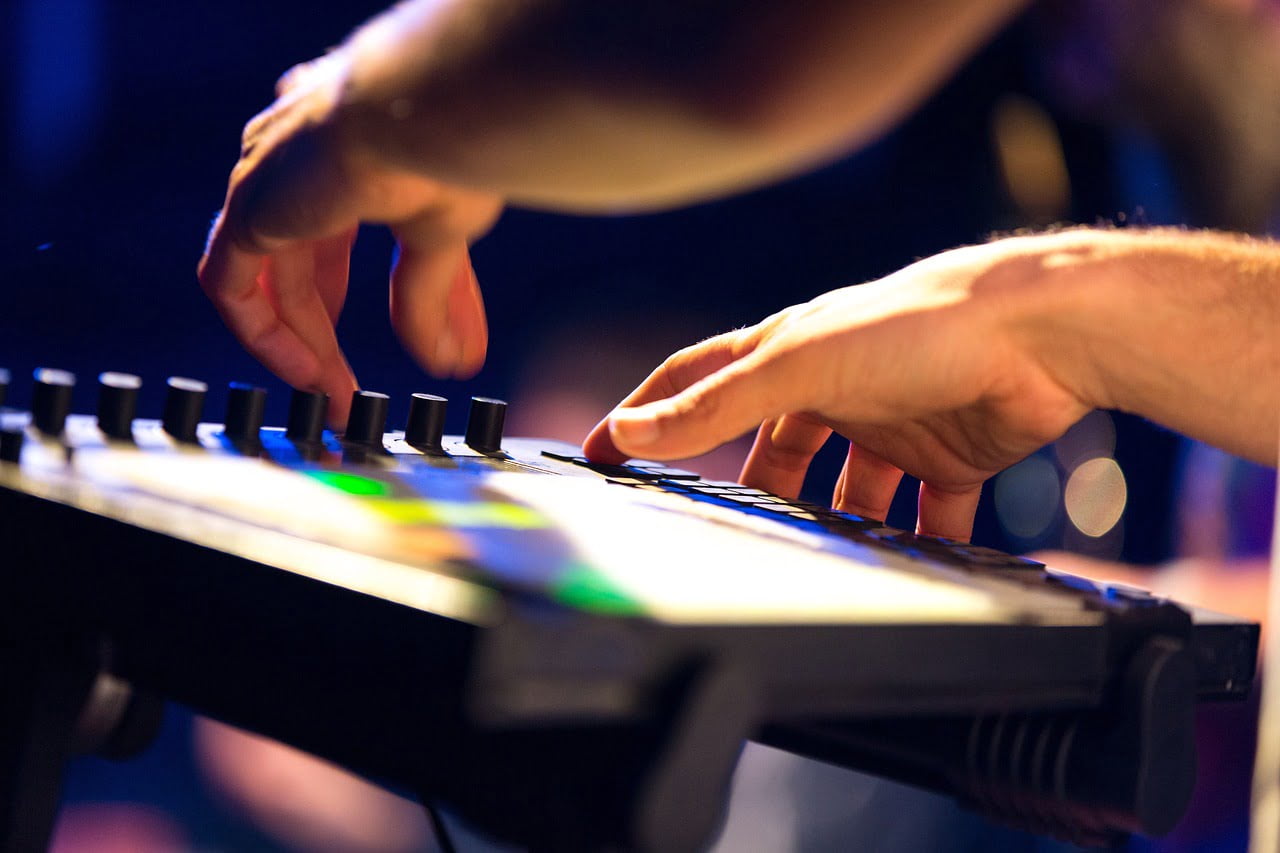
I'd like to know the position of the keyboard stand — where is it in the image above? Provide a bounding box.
[0,636,96,853]
[0,630,161,853]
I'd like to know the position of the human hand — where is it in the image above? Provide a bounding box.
[198,50,502,425]
[583,240,1105,541]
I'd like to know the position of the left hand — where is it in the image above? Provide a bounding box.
[198,50,502,426]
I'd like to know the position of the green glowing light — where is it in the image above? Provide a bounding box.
[305,470,393,497]
[363,497,548,529]
[551,563,643,616]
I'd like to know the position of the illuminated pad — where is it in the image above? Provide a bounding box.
[485,474,1094,625]
[47,446,1059,625]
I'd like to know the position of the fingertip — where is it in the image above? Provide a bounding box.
[582,416,629,464]
[916,482,981,542]
[326,395,351,431]
[832,445,903,521]
[454,328,487,378]
[451,322,489,380]
[430,329,461,379]
[390,244,488,379]
[606,378,763,461]
[323,381,360,431]
[452,351,485,380]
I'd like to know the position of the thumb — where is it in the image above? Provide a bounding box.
[607,352,803,460]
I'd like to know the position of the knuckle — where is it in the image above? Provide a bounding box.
[680,383,721,424]
[275,63,307,96]
[665,342,703,369]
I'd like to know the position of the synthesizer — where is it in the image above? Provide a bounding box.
[0,367,1260,851]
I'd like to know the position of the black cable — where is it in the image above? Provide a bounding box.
[424,800,459,853]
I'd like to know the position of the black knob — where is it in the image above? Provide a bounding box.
[286,389,328,444]
[32,367,76,436]
[464,397,506,454]
[163,376,207,443]
[96,372,142,441]
[0,367,9,408]
[224,382,266,445]
[405,394,447,454]
[0,416,23,464]
[344,390,389,446]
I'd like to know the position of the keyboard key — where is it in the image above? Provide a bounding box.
[629,464,701,480]
[539,449,583,463]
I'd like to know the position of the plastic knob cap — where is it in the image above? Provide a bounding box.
[345,391,390,445]
[224,383,266,444]
[32,367,76,436]
[286,389,328,444]
[464,397,506,454]
[96,372,142,440]
[163,377,207,443]
[405,394,447,454]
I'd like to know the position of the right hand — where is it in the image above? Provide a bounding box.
[583,240,1103,541]
[198,51,503,425]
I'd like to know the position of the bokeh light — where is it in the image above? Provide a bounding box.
[1064,456,1128,538]
[990,93,1072,223]
[993,454,1061,541]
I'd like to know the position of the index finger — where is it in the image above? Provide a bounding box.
[198,214,324,390]
[581,331,748,463]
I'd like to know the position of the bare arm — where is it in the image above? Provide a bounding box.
[331,0,1028,211]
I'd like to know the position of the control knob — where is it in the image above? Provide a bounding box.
[162,377,207,443]
[286,389,328,445]
[96,372,142,440]
[405,394,447,454]
[224,383,266,446]
[344,390,390,446]
[464,397,506,454]
[32,367,76,436]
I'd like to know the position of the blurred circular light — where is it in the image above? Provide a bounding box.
[1065,457,1128,538]
[991,94,1071,222]
[994,455,1061,540]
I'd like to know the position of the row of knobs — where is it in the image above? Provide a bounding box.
[0,367,508,460]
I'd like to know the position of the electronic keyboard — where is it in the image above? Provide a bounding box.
[0,367,1260,851]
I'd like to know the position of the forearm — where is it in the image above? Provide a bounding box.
[1000,229,1280,465]
[329,0,1026,210]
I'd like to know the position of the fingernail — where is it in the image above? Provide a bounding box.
[610,408,661,447]
[433,330,459,376]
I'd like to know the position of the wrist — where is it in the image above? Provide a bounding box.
[945,230,1132,414]
[990,228,1280,464]
[1006,230,1156,412]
